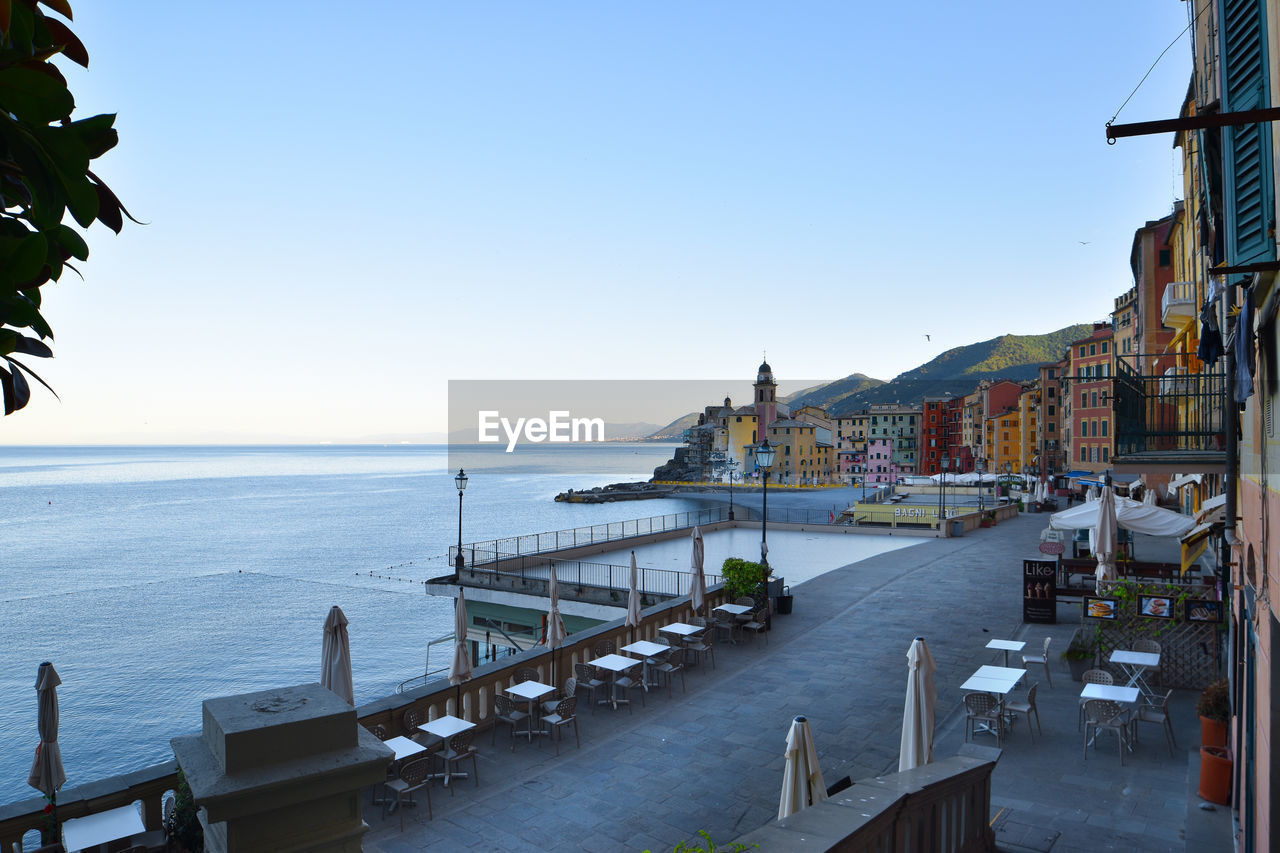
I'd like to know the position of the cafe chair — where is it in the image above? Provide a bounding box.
[493,695,528,752]
[573,663,606,712]
[652,637,687,695]
[963,692,1003,747]
[741,605,769,645]
[383,757,433,828]
[1020,637,1052,688]
[593,639,615,658]
[1079,670,1113,730]
[440,729,480,793]
[1004,682,1042,741]
[542,695,580,755]
[685,623,716,670]
[614,663,647,713]
[1083,699,1131,765]
[1135,689,1177,756]
[543,677,577,714]
[403,707,428,744]
[1132,638,1162,687]
[513,666,540,685]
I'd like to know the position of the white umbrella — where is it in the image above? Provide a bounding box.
[547,563,567,685]
[320,606,354,706]
[27,662,66,810]
[448,589,473,686]
[689,527,706,619]
[1094,485,1118,593]
[1086,485,1100,502]
[625,551,642,639]
[1143,488,1157,506]
[899,637,937,771]
[778,715,827,819]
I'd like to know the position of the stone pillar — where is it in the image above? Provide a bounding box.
[172,683,391,853]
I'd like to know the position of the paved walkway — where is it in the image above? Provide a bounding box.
[364,512,1232,852]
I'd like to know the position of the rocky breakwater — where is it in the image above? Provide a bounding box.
[555,482,676,503]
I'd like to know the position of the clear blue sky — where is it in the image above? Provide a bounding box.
[6,1,1193,443]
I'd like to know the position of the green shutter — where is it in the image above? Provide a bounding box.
[1221,0,1275,265]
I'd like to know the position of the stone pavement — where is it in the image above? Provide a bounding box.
[363,512,1232,852]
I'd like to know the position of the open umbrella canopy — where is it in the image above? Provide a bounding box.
[320,605,355,705]
[778,716,827,820]
[1048,495,1195,538]
[899,637,937,772]
[689,527,706,617]
[449,589,473,687]
[27,661,66,798]
[625,551,642,630]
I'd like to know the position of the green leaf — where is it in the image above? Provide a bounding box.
[53,223,85,260]
[41,18,88,67]
[37,0,73,22]
[0,66,74,123]
[67,112,116,159]
[11,335,52,358]
[10,229,46,282]
[59,170,97,226]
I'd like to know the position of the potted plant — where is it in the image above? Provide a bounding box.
[1197,678,1230,747]
[721,557,768,600]
[1060,630,1096,681]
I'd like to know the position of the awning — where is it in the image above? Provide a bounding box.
[1168,473,1203,491]
[1196,493,1227,525]
[1180,521,1216,574]
[1064,470,1091,479]
[1077,472,1141,487]
[1048,496,1196,538]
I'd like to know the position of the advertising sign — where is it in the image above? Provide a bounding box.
[1022,559,1057,624]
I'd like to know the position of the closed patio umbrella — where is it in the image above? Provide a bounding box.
[547,563,567,686]
[448,589,473,714]
[689,526,706,619]
[778,715,827,819]
[1094,484,1119,593]
[27,661,66,821]
[1143,488,1157,506]
[898,637,937,771]
[626,551,642,642]
[320,605,354,706]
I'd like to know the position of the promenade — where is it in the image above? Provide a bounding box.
[364,512,1231,852]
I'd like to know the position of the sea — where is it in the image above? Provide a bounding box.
[0,442,697,806]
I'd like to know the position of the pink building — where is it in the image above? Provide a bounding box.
[866,438,898,484]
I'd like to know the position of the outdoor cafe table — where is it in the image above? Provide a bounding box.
[503,681,555,741]
[591,653,642,709]
[985,638,1026,668]
[1109,649,1161,698]
[961,666,1026,735]
[712,603,752,643]
[62,803,145,853]
[385,735,429,762]
[1080,683,1141,749]
[622,639,672,688]
[659,622,704,640]
[418,714,478,785]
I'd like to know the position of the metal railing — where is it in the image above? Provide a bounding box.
[449,506,731,566]
[1113,355,1227,457]
[464,555,722,599]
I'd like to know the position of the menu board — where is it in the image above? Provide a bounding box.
[1022,559,1057,624]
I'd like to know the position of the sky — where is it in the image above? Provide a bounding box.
[4,1,1195,443]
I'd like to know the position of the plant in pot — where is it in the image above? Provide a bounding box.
[1060,630,1097,681]
[1197,678,1230,748]
[721,557,768,600]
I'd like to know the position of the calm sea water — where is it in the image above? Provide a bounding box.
[0,443,693,805]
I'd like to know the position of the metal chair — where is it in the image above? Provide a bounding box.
[574,662,605,712]
[439,729,479,793]
[963,692,1003,746]
[1135,689,1177,756]
[513,666,540,685]
[542,695,580,755]
[613,663,647,713]
[1079,669,1113,730]
[1083,699,1132,764]
[741,605,769,645]
[383,757,433,828]
[1004,682,1042,741]
[1132,638,1162,687]
[593,639,615,657]
[685,622,716,669]
[492,695,528,752]
[1020,637,1052,687]
[543,676,577,714]
[652,637,686,695]
[403,706,427,743]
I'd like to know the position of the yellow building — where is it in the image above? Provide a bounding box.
[723,406,759,476]
[1018,384,1040,471]
[767,419,835,485]
[983,408,1022,475]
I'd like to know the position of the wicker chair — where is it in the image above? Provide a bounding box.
[574,662,606,712]
[513,666,540,685]
[1135,689,1177,756]
[593,639,616,658]
[1004,682,1042,741]
[542,695,580,755]
[1083,699,1132,764]
[383,757,433,828]
[1020,637,1052,687]
[492,695,528,751]
[402,706,427,743]
[963,692,1003,746]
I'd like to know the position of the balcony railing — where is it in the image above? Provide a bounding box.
[1113,354,1226,466]
[1160,281,1197,328]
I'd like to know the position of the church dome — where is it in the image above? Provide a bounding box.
[758,361,772,374]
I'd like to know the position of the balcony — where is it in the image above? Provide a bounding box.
[1112,355,1226,474]
[1161,281,1197,329]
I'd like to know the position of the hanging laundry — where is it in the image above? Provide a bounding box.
[1234,286,1255,404]
[1198,299,1224,366]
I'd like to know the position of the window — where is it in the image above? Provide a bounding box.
[1159,249,1171,266]
[1090,344,1097,356]
[1102,447,1109,462]
[1048,405,1056,416]
[1101,391,1108,405]
[1081,447,1088,461]
[1091,392,1098,408]
[1091,421,1099,437]
[1101,341,1109,354]
[1048,423,1056,433]
[1101,420,1108,437]
[1048,387,1056,398]
[1079,346,1086,357]
[1103,363,1110,377]
[1081,393,1087,407]
[1081,422,1088,436]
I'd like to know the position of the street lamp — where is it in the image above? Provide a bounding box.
[939,455,950,530]
[726,459,739,521]
[756,439,776,573]
[454,468,468,572]
[976,457,986,513]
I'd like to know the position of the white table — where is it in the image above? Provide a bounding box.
[592,653,642,709]
[62,803,145,853]
[962,666,1026,737]
[504,682,555,740]
[385,735,428,762]
[660,622,704,638]
[986,638,1026,668]
[418,714,478,785]
[1080,683,1140,750]
[713,603,752,616]
[1109,649,1160,697]
[622,640,672,687]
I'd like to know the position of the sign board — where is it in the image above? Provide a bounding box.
[1022,559,1057,624]
[1039,541,1065,555]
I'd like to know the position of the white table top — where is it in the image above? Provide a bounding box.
[1080,683,1141,704]
[592,653,641,673]
[62,803,145,853]
[1110,649,1160,667]
[622,640,669,657]
[385,735,428,761]
[974,664,1027,681]
[986,639,1026,652]
[418,714,476,739]
[660,622,704,637]
[961,674,1019,695]
[714,603,753,615]
[505,681,556,701]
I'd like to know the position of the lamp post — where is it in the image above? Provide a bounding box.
[726,459,738,521]
[454,468,468,573]
[976,456,986,514]
[940,455,950,530]
[756,439,776,572]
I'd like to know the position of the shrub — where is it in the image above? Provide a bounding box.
[721,557,767,599]
[1197,678,1230,722]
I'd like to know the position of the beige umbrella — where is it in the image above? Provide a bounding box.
[547,563,567,685]
[689,526,706,619]
[1094,484,1119,593]
[1143,488,1157,506]
[320,605,354,705]
[898,637,937,771]
[27,661,66,821]
[1086,485,1100,502]
[778,715,827,819]
[625,551,642,642]
[448,589,473,715]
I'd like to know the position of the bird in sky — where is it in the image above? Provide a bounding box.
[923,334,931,341]
[1078,241,1091,245]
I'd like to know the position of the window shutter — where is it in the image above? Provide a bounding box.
[1221,0,1275,265]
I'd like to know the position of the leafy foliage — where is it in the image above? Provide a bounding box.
[645,830,757,853]
[1197,678,1229,722]
[0,0,133,414]
[721,556,768,599]
[167,768,205,852]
